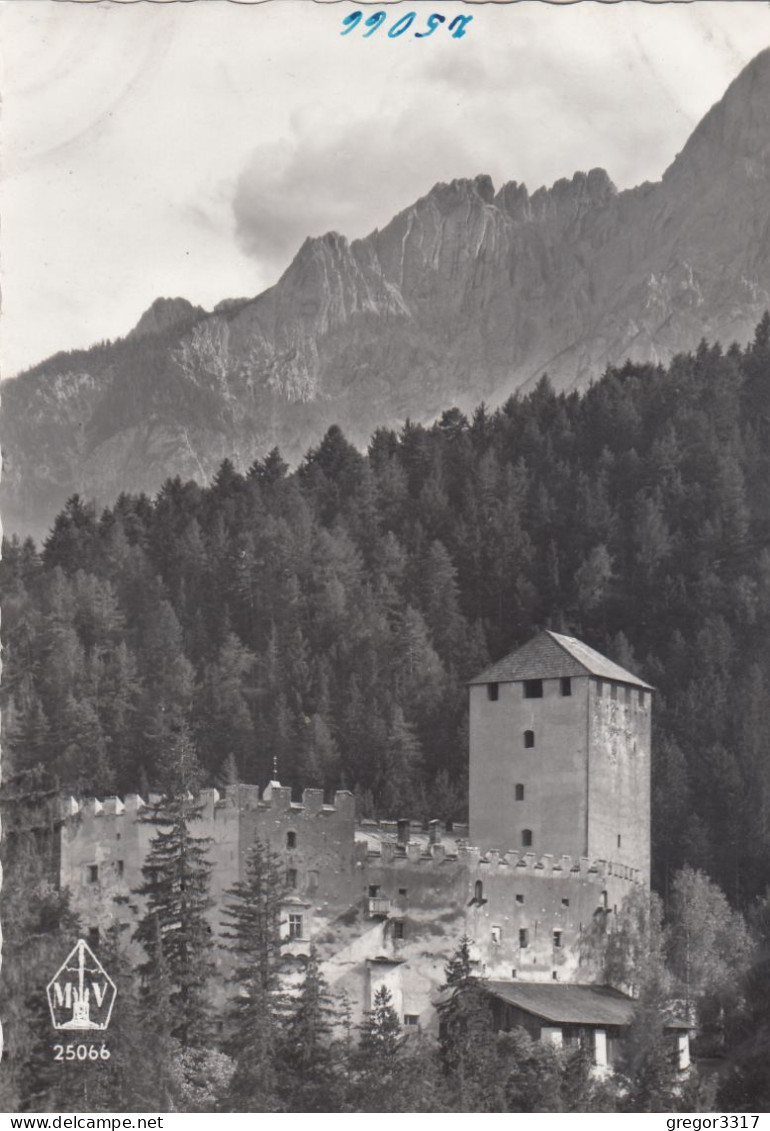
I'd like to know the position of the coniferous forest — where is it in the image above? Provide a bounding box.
[3,317,770,1111]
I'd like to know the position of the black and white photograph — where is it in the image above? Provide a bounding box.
[1,0,770,1115]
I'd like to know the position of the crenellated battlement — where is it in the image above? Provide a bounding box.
[59,783,357,824]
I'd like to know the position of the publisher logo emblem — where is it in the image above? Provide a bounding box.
[47,939,117,1031]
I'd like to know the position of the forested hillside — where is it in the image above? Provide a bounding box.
[3,316,770,907]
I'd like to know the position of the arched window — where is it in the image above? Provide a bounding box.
[515,784,524,801]
[522,829,533,848]
[286,830,296,849]
[524,730,535,748]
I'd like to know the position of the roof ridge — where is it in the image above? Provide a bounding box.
[543,629,591,674]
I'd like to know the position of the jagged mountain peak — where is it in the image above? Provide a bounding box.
[664,47,770,189]
[128,296,207,340]
[3,49,769,539]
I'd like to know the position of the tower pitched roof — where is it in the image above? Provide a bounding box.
[469,629,653,690]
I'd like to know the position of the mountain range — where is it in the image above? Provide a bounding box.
[3,48,769,540]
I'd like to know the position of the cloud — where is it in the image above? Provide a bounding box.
[231,107,485,276]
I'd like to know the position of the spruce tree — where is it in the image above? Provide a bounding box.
[437,937,500,1112]
[133,726,214,1049]
[220,839,286,1111]
[351,986,403,1111]
[278,945,339,1112]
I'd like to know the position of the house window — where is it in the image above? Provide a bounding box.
[523,679,543,699]
[610,683,618,701]
[398,888,408,897]
[625,686,632,706]
[115,832,121,841]
[487,682,499,702]
[516,894,524,905]
[560,677,572,696]
[393,920,405,940]
[288,913,303,940]
[553,930,563,948]
[116,860,124,878]
[286,868,298,889]
[286,831,297,849]
[515,783,525,801]
[638,688,646,707]
[522,829,533,848]
[87,865,99,884]
[511,969,517,978]
[87,926,100,947]
[524,730,535,748]
[308,870,319,892]
[519,929,529,948]
[562,898,570,908]
[474,880,484,903]
[617,835,622,849]
[403,1014,419,1027]
[368,885,381,898]
[596,680,603,697]
[552,971,559,981]
[491,925,502,945]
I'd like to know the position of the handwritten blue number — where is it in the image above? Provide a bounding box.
[363,11,387,37]
[388,12,416,37]
[341,11,362,34]
[448,14,473,38]
[415,13,445,38]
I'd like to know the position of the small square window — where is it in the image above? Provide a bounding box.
[393,920,405,940]
[560,677,572,696]
[562,897,570,908]
[524,730,535,748]
[286,868,298,889]
[87,864,99,884]
[286,831,297,849]
[515,784,524,801]
[403,1014,419,1027]
[398,888,408,897]
[368,884,380,898]
[516,894,524,905]
[523,679,543,699]
[553,930,563,948]
[288,913,303,940]
[519,928,529,948]
[491,925,502,944]
[487,682,499,702]
[116,860,124,878]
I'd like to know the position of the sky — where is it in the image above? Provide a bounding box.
[1,0,769,378]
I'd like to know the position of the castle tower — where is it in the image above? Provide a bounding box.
[468,631,651,884]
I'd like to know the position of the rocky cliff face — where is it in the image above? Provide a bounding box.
[3,49,769,539]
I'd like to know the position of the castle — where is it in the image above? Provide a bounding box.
[58,630,689,1069]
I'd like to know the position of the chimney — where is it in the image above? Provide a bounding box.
[397,819,410,846]
[429,819,442,845]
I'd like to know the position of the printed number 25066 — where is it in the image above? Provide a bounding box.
[53,1043,111,1061]
[341,11,473,40]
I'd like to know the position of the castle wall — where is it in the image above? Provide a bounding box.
[469,676,590,856]
[59,793,640,1033]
